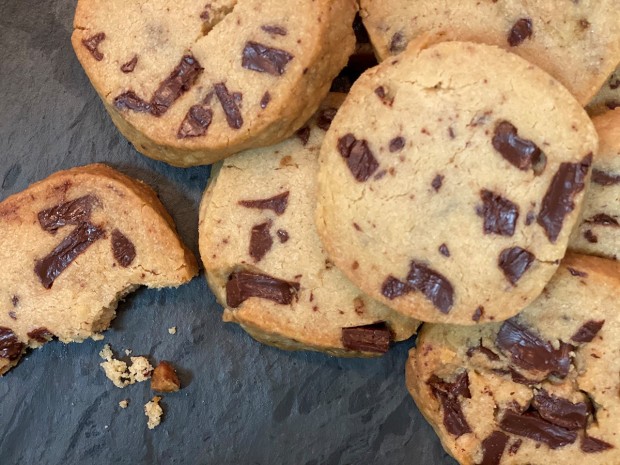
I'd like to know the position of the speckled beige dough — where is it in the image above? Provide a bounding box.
[360,0,620,105]
[587,66,620,116]
[198,95,419,356]
[316,41,598,325]
[72,0,356,167]
[0,164,198,375]
[406,254,620,465]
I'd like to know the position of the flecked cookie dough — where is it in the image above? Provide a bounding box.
[316,41,598,325]
[359,0,620,105]
[406,254,620,465]
[0,164,198,375]
[199,95,418,356]
[586,65,620,116]
[569,109,620,260]
[72,0,356,167]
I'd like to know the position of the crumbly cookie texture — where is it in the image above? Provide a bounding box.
[0,163,198,375]
[71,0,357,167]
[569,109,620,260]
[316,41,597,325]
[199,94,418,356]
[587,66,620,116]
[359,0,620,105]
[406,254,620,465]
[119,399,129,409]
[99,344,153,388]
[144,396,163,430]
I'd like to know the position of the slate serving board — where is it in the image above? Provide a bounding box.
[0,2,457,464]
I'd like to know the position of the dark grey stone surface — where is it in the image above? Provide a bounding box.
[0,2,457,464]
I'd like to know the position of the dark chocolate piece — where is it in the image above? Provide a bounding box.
[532,390,588,430]
[249,221,273,262]
[466,341,499,361]
[337,134,379,182]
[472,306,483,322]
[296,126,310,145]
[381,276,408,299]
[38,195,97,234]
[508,439,522,455]
[427,372,471,437]
[479,190,519,236]
[341,322,392,353]
[389,31,406,53]
[11,296,18,307]
[581,436,614,453]
[111,229,136,268]
[585,213,619,227]
[8,312,17,320]
[480,431,509,465]
[0,327,25,361]
[214,82,244,129]
[260,91,271,109]
[606,100,620,110]
[498,247,535,285]
[114,91,152,113]
[238,191,289,215]
[34,222,105,289]
[82,32,106,61]
[584,229,598,243]
[567,267,588,278]
[241,42,293,76]
[27,327,54,344]
[151,55,203,116]
[177,104,213,138]
[389,136,405,152]
[120,55,138,73]
[225,271,299,307]
[260,25,287,36]
[508,18,533,47]
[317,108,337,131]
[438,244,450,257]
[571,320,604,343]
[407,261,454,313]
[525,211,536,225]
[492,121,544,172]
[537,154,592,243]
[276,229,289,243]
[432,174,444,192]
[592,169,620,186]
[500,410,577,449]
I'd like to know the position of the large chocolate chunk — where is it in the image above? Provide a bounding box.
[581,436,614,453]
[407,261,454,313]
[496,319,572,378]
[38,195,97,234]
[498,247,535,285]
[337,134,379,182]
[0,327,25,361]
[508,18,533,47]
[114,91,152,113]
[427,372,471,437]
[571,320,605,343]
[585,213,619,227]
[226,271,299,308]
[214,82,244,129]
[177,104,213,138]
[35,222,105,289]
[531,390,589,430]
[111,229,136,268]
[341,322,392,353]
[82,32,106,61]
[592,169,620,186]
[537,154,592,243]
[151,55,203,116]
[242,42,293,76]
[492,121,544,172]
[238,191,289,215]
[381,276,408,299]
[27,327,54,344]
[249,221,273,262]
[480,431,509,465]
[500,410,577,449]
[479,190,519,236]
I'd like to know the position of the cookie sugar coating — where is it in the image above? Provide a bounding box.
[360,0,620,105]
[0,164,198,375]
[199,95,418,356]
[316,41,597,325]
[72,0,356,167]
[406,254,620,465]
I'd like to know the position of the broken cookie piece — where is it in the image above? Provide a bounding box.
[144,396,163,429]
[99,344,153,388]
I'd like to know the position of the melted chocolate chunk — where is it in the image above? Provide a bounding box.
[261,25,287,36]
[466,341,499,361]
[584,229,598,243]
[0,327,25,361]
[498,247,534,285]
[592,169,620,186]
[316,108,337,131]
[177,104,213,138]
[238,191,289,215]
[151,55,203,116]
[389,136,405,152]
[571,320,604,343]
[472,306,483,322]
[38,195,97,234]
[496,319,572,378]
[35,222,105,289]
[249,221,273,262]
[276,229,289,243]
[432,174,444,192]
[225,271,299,307]
[537,154,592,242]
[111,229,136,267]
[508,18,533,46]
[337,134,379,182]
[296,126,310,145]
[479,190,519,236]
[242,42,293,76]
[532,390,589,430]
[500,410,577,449]
[492,121,544,172]
[120,55,138,73]
[389,31,406,53]
[407,261,454,313]
[27,327,54,343]
[260,91,271,109]
[567,267,588,278]
[428,372,471,437]
[381,276,408,299]
[585,213,619,227]
[214,82,244,129]
[114,91,152,113]
[581,436,614,453]
[341,322,392,353]
[480,431,509,465]
[438,243,450,257]
[82,32,106,61]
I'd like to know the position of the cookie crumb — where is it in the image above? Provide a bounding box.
[92,333,104,341]
[168,326,177,335]
[124,349,132,356]
[99,344,153,388]
[119,399,129,409]
[144,396,163,429]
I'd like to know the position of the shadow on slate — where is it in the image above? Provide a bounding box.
[0,1,458,464]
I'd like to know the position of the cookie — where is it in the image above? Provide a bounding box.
[71,0,356,167]
[359,0,620,105]
[569,109,620,260]
[316,41,598,325]
[198,95,418,356]
[0,164,198,375]
[406,253,619,465]
[586,65,620,116]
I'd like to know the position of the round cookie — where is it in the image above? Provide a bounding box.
[198,95,418,356]
[72,0,356,167]
[359,0,620,105]
[316,41,598,325]
[406,254,620,465]
[586,65,620,116]
[569,109,620,260]
[0,164,198,375]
